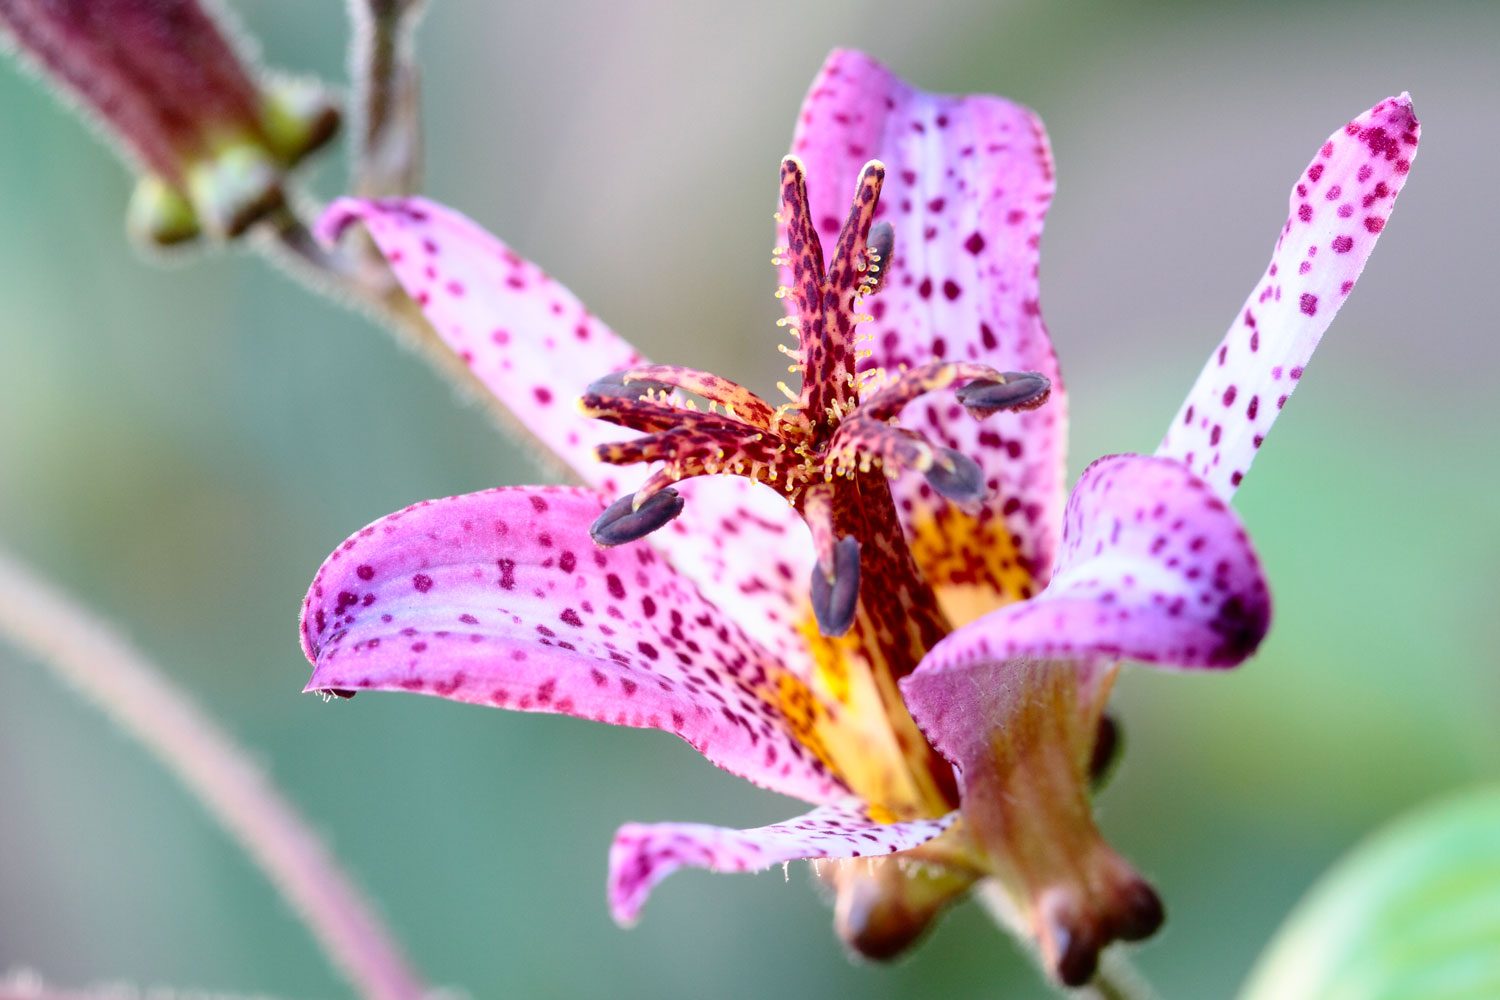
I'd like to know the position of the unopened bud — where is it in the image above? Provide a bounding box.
[127,175,200,246]
[260,76,342,167]
[0,0,339,245]
[590,489,684,547]
[185,144,284,239]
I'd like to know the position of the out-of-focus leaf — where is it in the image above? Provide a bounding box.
[1241,787,1500,1000]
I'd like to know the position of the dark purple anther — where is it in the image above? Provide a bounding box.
[590,488,685,547]
[955,371,1051,418]
[923,448,987,503]
[810,536,861,637]
[585,371,675,399]
[863,221,895,294]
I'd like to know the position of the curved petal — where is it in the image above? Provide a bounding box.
[788,49,1066,622]
[317,197,645,491]
[1157,94,1420,499]
[317,197,817,676]
[905,454,1271,701]
[607,801,957,924]
[900,454,1267,981]
[300,485,848,805]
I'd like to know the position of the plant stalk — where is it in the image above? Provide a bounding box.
[0,552,427,1000]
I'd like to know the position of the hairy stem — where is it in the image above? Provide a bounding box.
[0,967,282,1000]
[348,0,425,199]
[0,552,427,1000]
[973,879,1158,1000]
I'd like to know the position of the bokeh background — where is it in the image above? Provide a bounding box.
[1,1,1496,997]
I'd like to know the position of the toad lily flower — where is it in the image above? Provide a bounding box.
[301,50,1417,985]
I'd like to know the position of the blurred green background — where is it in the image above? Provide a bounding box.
[1,1,1495,997]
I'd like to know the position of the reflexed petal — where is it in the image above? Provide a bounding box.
[300,485,848,805]
[789,49,1066,622]
[316,197,644,491]
[904,455,1270,687]
[1157,94,1420,498]
[607,800,957,924]
[317,197,817,675]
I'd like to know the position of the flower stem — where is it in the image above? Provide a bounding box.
[0,967,282,1000]
[973,879,1158,1000]
[347,0,425,199]
[0,551,427,1000]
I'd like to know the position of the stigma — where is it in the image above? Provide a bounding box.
[580,157,1051,635]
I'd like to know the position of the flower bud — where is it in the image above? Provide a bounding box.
[0,0,340,245]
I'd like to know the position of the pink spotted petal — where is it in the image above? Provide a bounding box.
[317,197,817,675]
[651,481,817,669]
[1157,94,1420,498]
[789,49,1066,613]
[608,801,957,925]
[300,486,848,805]
[902,454,1271,736]
[317,197,644,491]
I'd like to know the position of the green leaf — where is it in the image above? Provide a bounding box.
[1242,786,1500,1000]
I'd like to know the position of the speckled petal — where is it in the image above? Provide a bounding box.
[789,49,1066,623]
[608,801,957,924]
[1157,95,1420,498]
[317,197,644,491]
[300,485,848,805]
[316,197,817,678]
[902,454,1271,707]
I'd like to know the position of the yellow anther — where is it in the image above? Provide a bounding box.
[777,381,799,402]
